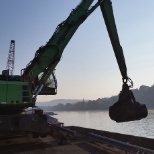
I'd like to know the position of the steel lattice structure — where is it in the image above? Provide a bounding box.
[6,40,15,75]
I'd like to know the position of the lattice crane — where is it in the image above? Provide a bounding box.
[6,40,15,75]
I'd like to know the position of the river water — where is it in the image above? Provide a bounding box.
[53,110,154,139]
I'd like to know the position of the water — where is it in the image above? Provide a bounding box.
[53,110,154,139]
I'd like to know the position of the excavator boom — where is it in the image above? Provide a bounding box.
[22,0,102,99]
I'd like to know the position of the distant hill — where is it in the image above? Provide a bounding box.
[36,99,81,106]
[132,85,154,109]
[39,84,154,111]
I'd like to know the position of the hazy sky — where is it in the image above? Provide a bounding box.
[0,0,154,103]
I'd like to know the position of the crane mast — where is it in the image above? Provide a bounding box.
[6,40,15,75]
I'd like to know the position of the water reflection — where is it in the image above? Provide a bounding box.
[54,110,154,139]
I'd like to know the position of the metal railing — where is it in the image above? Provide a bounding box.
[88,133,154,154]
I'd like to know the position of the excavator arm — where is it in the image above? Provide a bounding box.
[99,0,148,122]
[99,0,128,81]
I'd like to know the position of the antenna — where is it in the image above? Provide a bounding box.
[6,40,15,75]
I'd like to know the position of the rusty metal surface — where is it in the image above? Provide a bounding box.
[0,132,122,154]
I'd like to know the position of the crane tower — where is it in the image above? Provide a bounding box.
[6,40,15,75]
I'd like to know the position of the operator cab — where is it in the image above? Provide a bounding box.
[37,72,57,95]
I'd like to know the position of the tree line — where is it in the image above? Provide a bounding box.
[41,84,154,111]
